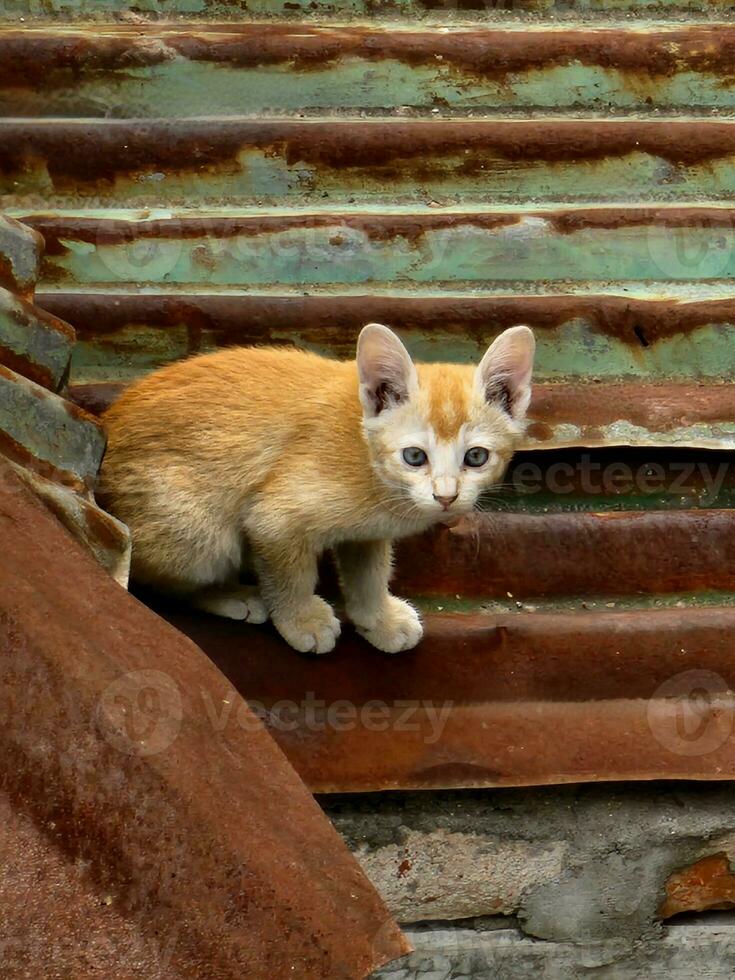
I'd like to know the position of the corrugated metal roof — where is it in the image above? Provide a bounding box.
[0,463,409,976]
[3,0,735,808]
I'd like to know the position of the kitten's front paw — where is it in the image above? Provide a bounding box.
[354,597,423,654]
[273,597,341,655]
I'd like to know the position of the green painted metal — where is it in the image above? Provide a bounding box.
[0,213,42,297]
[0,286,74,389]
[0,362,105,490]
[32,281,735,386]
[2,24,735,116]
[47,291,735,385]
[18,206,735,287]
[3,118,735,208]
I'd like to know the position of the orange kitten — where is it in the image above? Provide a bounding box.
[99,324,535,654]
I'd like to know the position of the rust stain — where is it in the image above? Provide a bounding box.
[67,381,126,416]
[0,215,44,299]
[0,297,75,389]
[397,858,412,878]
[660,853,735,919]
[1,26,734,85]
[2,119,734,190]
[25,211,522,251]
[546,207,735,235]
[0,426,86,493]
[39,289,735,351]
[0,341,55,389]
[83,499,129,552]
[531,383,735,430]
[22,207,735,257]
[0,252,19,296]
[11,297,76,343]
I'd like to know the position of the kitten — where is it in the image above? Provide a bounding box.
[99,323,535,654]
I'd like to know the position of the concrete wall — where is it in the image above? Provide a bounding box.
[322,784,735,976]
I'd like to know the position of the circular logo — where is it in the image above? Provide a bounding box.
[647,213,734,280]
[96,669,183,757]
[647,670,735,758]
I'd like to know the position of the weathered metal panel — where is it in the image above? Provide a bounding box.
[20,206,735,287]
[2,25,735,116]
[0,362,105,491]
[0,212,43,298]
[5,456,131,585]
[64,377,735,450]
[393,511,735,599]
[0,462,409,976]
[0,0,731,17]
[0,284,74,389]
[30,286,735,449]
[3,119,735,207]
[526,382,735,450]
[36,287,735,384]
[156,602,735,793]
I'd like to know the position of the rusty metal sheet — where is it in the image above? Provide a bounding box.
[393,511,735,600]
[6,456,131,586]
[65,376,735,451]
[154,602,735,793]
[0,0,730,17]
[0,362,105,492]
[20,206,735,288]
[36,284,735,382]
[0,213,43,299]
[526,382,735,451]
[3,118,735,207]
[36,283,735,450]
[0,285,74,390]
[2,24,735,116]
[0,460,409,977]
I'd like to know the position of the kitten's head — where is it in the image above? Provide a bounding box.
[357,323,535,520]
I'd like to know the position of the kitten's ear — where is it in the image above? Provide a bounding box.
[475,325,535,419]
[357,323,418,418]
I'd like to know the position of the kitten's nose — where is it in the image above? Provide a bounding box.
[433,492,458,509]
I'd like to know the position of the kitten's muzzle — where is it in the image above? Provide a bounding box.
[433,492,459,510]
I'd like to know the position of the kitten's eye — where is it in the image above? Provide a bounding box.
[402,447,428,467]
[464,447,490,467]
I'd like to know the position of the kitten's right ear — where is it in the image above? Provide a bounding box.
[357,323,418,418]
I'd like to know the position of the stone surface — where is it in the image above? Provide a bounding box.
[373,916,735,980]
[0,287,75,390]
[324,785,735,944]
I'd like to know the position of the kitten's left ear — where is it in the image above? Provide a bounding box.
[357,323,418,418]
[475,325,535,419]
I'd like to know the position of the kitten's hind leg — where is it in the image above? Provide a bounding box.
[190,585,268,623]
